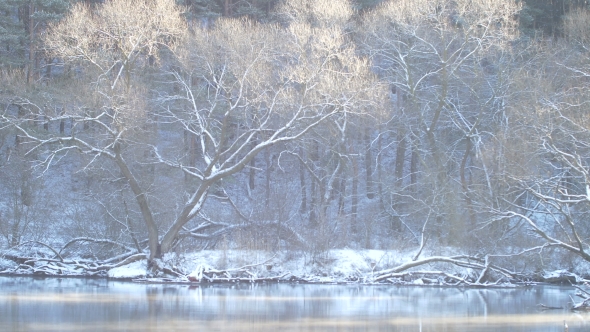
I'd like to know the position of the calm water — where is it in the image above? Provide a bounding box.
[0,276,588,331]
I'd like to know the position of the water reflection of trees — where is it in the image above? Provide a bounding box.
[0,278,586,331]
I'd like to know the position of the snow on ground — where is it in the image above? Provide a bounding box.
[188,249,403,278]
[3,246,589,284]
[108,260,147,279]
[108,249,411,280]
[0,257,16,271]
[542,269,580,283]
[0,246,511,281]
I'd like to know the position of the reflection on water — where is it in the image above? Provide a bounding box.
[0,276,588,331]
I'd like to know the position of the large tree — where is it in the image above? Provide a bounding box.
[2,0,382,268]
[356,0,521,247]
[496,9,590,264]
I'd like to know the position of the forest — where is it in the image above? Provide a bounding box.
[1,0,590,282]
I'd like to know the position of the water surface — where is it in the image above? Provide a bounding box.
[0,276,587,331]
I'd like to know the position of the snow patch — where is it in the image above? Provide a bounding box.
[314,250,402,277]
[181,249,406,282]
[542,269,580,284]
[0,257,16,270]
[107,260,147,279]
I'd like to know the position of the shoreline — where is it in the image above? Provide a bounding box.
[1,248,588,287]
[0,271,571,287]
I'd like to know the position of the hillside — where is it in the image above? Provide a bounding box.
[1,0,590,281]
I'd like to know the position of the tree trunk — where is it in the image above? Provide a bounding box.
[299,148,307,215]
[410,137,418,190]
[309,141,320,226]
[387,128,407,232]
[338,177,346,216]
[265,148,271,208]
[351,155,358,234]
[249,150,256,191]
[364,127,374,199]
[460,136,477,229]
[160,183,210,254]
[26,4,35,84]
[113,147,159,260]
[224,0,231,16]
[395,130,406,186]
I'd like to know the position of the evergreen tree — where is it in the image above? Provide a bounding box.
[181,0,222,20]
[0,0,69,78]
[351,0,385,11]
[181,0,279,21]
[0,0,25,67]
[519,0,589,37]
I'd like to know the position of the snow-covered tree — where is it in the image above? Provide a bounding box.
[497,11,590,263]
[1,0,383,269]
[356,0,521,247]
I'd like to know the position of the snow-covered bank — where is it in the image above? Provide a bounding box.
[109,249,399,282]
[3,249,590,287]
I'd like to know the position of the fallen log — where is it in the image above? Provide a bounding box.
[375,270,508,286]
[571,285,590,311]
[571,300,590,311]
[537,303,564,310]
[371,255,519,285]
[187,256,276,283]
[542,270,579,284]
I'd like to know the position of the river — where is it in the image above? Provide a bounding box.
[0,276,587,331]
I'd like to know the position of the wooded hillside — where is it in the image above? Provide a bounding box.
[2,0,590,275]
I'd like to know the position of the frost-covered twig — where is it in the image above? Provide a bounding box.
[59,237,137,256]
[3,241,64,262]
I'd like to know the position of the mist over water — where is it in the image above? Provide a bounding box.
[0,276,588,331]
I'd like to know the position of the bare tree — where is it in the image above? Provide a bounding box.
[156,0,384,257]
[356,0,520,248]
[1,0,383,269]
[495,16,590,263]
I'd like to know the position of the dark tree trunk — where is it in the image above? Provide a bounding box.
[395,130,407,186]
[265,149,272,208]
[410,137,418,190]
[248,136,257,192]
[351,156,358,234]
[299,148,307,215]
[364,127,374,199]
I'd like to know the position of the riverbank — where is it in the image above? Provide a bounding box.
[2,248,589,287]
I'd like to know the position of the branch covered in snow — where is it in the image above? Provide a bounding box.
[372,255,519,285]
